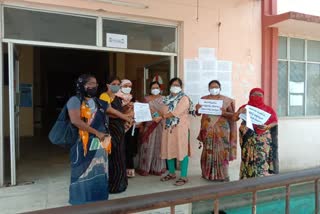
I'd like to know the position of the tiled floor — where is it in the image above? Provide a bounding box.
[0,135,241,214]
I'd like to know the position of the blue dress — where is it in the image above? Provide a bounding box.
[67,97,109,205]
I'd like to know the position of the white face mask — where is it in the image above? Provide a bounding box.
[170,86,182,94]
[210,88,220,96]
[151,89,161,95]
[121,87,132,94]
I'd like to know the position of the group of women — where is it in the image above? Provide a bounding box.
[63,73,278,205]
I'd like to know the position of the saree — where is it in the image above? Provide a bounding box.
[197,95,237,181]
[108,96,128,193]
[69,99,109,205]
[238,88,279,179]
[138,96,166,176]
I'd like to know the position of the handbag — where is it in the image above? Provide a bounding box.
[48,104,78,147]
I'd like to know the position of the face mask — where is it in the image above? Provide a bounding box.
[85,87,98,98]
[249,96,264,104]
[210,88,220,96]
[151,89,161,95]
[121,87,132,94]
[170,86,182,94]
[109,85,120,93]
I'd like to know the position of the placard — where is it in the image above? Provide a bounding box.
[134,102,152,123]
[198,99,223,115]
[239,105,271,125]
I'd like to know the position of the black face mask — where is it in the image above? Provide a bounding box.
[84,87,98,98]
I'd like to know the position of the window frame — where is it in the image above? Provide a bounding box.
[278,36,320,117]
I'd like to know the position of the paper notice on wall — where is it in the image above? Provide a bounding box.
[200,60,217,71]
[289,81,304,93]
[185,72,201,82]
[199,48,216,60]
[217,60,232,72]
[217,72,232,82]
[184,59,200,72]
[290,95,304,106]
[106,33,128,49]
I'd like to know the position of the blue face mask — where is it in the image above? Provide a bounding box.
[109,85,120,93]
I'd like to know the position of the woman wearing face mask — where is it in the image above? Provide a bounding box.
[195,80,237,182]
[155,78,195,186]
[66,74,132,204]
[137,81,166,176]
[233,88,278,179]
[115,79,139,178]
[99,77,129,193]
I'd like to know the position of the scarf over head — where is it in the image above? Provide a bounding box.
[116,79,133,106]
[240,88,278,134]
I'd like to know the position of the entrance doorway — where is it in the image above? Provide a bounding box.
[2,43,173,186]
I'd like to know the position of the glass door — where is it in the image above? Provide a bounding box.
[144,57,175,96]
[8,42,19,185]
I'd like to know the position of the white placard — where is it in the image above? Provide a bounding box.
[199,48,216,60]
[106,33,128,49]
[290,94,303,106]
[134,102,152,123]
[289,81,304,93]
[239,105,271,125]
[198,99,223,115]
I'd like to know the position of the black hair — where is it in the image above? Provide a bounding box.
[169,77,183,87]
[208,80,221,88]
[107,75,121,84]
[149,81,161,90]
[76,74,95,98]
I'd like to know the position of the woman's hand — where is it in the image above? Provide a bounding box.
[195,104,202,111]
[257,124,270,130]
[239,108,246,114]
[153,116,163,123]
[96,131,107,141]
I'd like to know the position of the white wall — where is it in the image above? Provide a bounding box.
[278,118,320,171]
[278,0,320,16]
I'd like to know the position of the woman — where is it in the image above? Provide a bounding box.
[118,79,140,178]
[155,77,194,186]
[195,80,237,181]
[67,74,131,204]
[138,81,166,176]
[233,88,278,179]
[99,77,129,193]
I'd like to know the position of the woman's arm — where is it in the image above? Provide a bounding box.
[68,109,105,140]
[106,106,132,122]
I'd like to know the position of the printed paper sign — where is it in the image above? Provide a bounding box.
[134,102,152,123]
[106,33,128,49]
[239,105,271,126]
[198,99,223,115]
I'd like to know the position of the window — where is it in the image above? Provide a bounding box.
[103,19,176,53]
[4,7,97,46]
[278,37,320,116]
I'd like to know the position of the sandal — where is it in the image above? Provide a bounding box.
[174,177,188,186]
[127,169,135,178]
[160,174,176,182]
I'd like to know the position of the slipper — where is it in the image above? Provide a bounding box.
[174,177,188,186]
[160,174,176,182]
